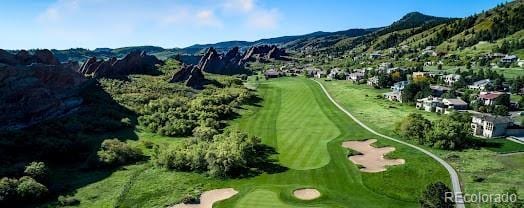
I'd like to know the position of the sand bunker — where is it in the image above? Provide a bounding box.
[341,139,405,173]
[293,188,321,200]
[172,188,238,208]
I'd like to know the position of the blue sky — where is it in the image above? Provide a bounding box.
[0,0,509,50]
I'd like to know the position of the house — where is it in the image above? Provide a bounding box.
[478,91,506,106]
[468,79,492,90]
[416,97,443,112]
[439,98,468,113]
[412,72,428,80]
[327,68,341,79]
[430,85,451,97]
[471,113,512,138]
[315,70,327,79]
[305,68,320,77]
[370,52,382,59]
[443,74,461,86]
[501,55,518,63]
[518,59,524,67]
[391,81,410,92]
[367,76,379,87]
[379,62,392,70]
[264,69,280,79]
[383,91,402,102]
[347,72,365,82]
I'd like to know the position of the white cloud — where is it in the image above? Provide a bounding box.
[196,10,223,27]
[222,0,255,12]
[246,8,280,30]
[37,0,80,23]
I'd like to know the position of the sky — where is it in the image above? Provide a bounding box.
[0,0,509,50]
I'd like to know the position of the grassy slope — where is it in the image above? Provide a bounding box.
[321,80,524,205]
[58,77,448,208]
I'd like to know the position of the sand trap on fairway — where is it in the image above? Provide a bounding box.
[341,139,405,173]
[171,188,238,208]
[293,188,321,200]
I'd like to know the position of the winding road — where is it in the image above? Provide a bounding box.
[313,79,465,208]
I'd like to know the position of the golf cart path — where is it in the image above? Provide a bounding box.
[313,79,465,208]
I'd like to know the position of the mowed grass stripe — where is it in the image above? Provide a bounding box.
[274,79,340,170]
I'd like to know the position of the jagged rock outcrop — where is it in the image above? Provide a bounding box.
[0,62,86,130]
[192,45,287,75]
[242,45,287,61]
[170,64,206,89]
[197,47,246,75]
[0,49,60,66]
[78,51,163,78]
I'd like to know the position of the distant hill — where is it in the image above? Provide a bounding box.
[26,1,524,63]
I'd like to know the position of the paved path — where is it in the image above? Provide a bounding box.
[313,79,465,208]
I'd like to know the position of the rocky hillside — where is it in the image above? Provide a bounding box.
[0,50,87,130]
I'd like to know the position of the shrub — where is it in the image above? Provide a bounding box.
[16,176,48,202]
[97,139,143,166]
[24,162,48,183]
[155,130,261,178]
[58,195,80,206]
[419,182,453,208]
[193,125,219,141]
[0,177,18,204]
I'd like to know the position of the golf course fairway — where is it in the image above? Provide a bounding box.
[213,77,450,208]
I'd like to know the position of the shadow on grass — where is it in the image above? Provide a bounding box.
[231,145,288,179]
[0,80,142,206]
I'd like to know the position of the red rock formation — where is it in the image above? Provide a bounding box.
[170,64,206,89]
[78,51,163,78]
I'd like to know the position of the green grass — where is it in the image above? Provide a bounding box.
[55,77,450,208]
[321,80,524,207]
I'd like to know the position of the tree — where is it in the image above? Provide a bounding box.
[15,176,48,202]
[0,178,18,204]
[426,116,470,150]
[493,105,509,116]
[97,139,143,166]
[396,113,432,144]
[24,162,48,183]
[420,182,454,208]
[205,130,260,177]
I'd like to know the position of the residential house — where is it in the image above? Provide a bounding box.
[367,76,379,87]
[468,79,492,90]
[412,72,428,80]
[315,70,327,79]
[471,113,512,138]
[370,52,382,59]
[383,91,402,102]
[347,72,365,82]
[501,55,518,63]
[327,68,341,79]
[391,81,410,91]
[443,74,461,86]
[264,69,280,79]
[438,98,468,113]
[478,91,506,106]
[416,97,443,112]
[430,85,451,97]
[379,62,392,70]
